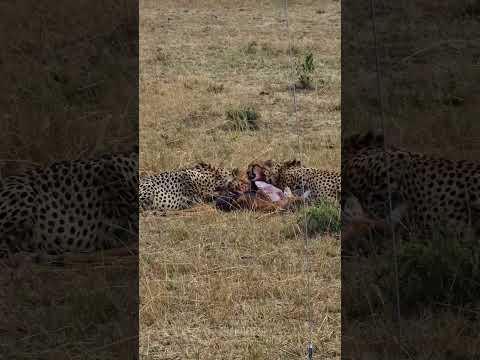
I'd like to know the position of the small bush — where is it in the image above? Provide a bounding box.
[244,41,258,54]
[296,52,315,89]
[207,83,224,94]
[224,105,260,131]
[300,200,341,236]
[243,41,276,57]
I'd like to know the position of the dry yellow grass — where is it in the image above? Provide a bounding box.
[140,0,340,358]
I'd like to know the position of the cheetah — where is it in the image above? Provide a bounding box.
[342,130,480,238]
[0,149,138,255]
[246,159,341,203]
[139,162,249,211]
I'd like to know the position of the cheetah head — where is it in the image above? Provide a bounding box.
[215,167,250,193]
[341,129,387,176]
[246,159,302,185]
[189,162,250,193]
[342,129,385,157]
[188,161,216,173]
[230,168,250,192]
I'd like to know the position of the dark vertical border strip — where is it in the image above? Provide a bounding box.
[0,1,139,358]
[342,0,480,358]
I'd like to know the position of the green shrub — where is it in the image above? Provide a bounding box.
[300,200,341,236]
[244,41,258,54]
[296,52,315,89]
[224,105,260,131]
[206,83,224,94]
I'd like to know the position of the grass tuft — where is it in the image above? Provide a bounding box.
[206,83,224,94]
[302,200,341,236]
[296,52,315,90]
[223,105,260,131]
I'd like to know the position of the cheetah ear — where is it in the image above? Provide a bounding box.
[362,131,374,146]
[343,133,359,148]
[293,159,302,166]
[351,133,360,142]
[285,159,301,167]
[264,160,273,167]
[231,167,240,177]
[369,128,385,145]
[94,160,120,187]
[193,161,213,171]
[373,129,385,145]
[126,144,139,155]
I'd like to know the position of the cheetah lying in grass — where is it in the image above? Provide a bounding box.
[0,150,138,256]
[139,162,248,212]
[342,130,480,239]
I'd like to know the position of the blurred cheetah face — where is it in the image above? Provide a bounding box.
[224,168,251,193]
[246,160,279,183]
[247,159,302,185]
[213,168,250,193]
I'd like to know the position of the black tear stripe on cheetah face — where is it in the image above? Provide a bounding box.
[139,163,243,211]
[342,133,480,238]
[0,151,138,255]
[247,159,341,203]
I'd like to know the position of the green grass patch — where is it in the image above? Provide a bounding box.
[296,52,315,90]
[300,199,341,236]
[223,105,260,131]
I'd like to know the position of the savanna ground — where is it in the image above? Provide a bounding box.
[342,1,480,358]
[140,0,340,358]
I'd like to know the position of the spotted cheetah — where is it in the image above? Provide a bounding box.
[0,149,138,255]
[246,159,341,203]
[342,130,480,238]
[139,162,249,211]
